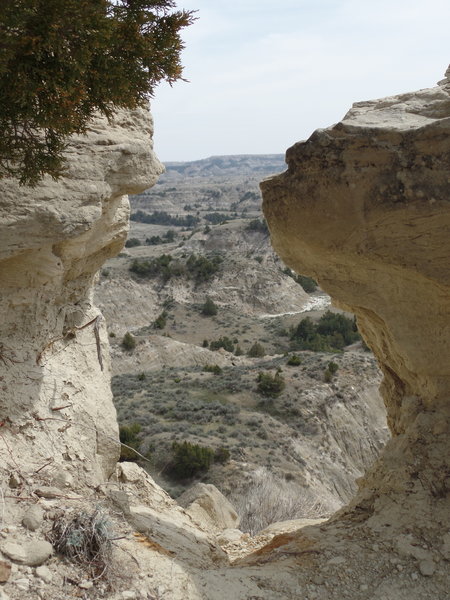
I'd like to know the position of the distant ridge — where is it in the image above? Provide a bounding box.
[158,154,286,180]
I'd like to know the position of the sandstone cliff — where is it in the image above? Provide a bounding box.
[261,65,450,571]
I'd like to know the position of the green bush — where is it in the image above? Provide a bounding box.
[169,441,214,480]
[247,342,266,358]
[119,423,142,462]
[296,274,317,293]
[125,238,141,248]
[204,364,222,375]
[201,297,218,316]
[291,311,359,351]
[327,361,339,375]
[121,332,136,351]
[153,311,167,329]
[186,254,222,284]
[210,336,234,353]
[245,219,269,234]
[287,354,302,366]
[283,268,317,293]
[256,371,285,397]
[214,447,231,464]
[131,210,199,228]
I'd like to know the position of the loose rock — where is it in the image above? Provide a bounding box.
[35,565,53,584]
[34,486,65,499]
[22,505,44,531]
[0,560,11,583]
[419,559,436,577]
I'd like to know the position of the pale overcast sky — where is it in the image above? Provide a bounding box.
[151,0,449,162]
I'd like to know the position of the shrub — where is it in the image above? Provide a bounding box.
[131,210,199,228]
[247,342,266,358]
[230,467,324,535]
[245,219,269,234]
[327,361,339,375]
[202,339,209,348]
[119,423,142,462]
[287,354,302,366]
[204,212,228,225]
[169,441,214,480]
[201,297,218,316]
[214,447,231,464]
[49,508,114,578]
[256,371,285,397]
[153,311,167,329]
[186,253,222,284]
[125,237,141,248]
[204,364,222,375]
[121,332,136,351]
[210,336,234,353]
[296,274,317,293]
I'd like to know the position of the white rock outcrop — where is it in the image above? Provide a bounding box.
[0,108,163,487]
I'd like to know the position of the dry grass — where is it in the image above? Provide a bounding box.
[231,467,325,535]
[49,507,114,579]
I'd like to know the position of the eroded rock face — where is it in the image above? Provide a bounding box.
[0,108,163,487]
[261,67,450,532]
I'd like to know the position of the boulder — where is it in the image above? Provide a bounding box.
[177,483,240,533]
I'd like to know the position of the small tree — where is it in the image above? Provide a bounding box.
[125,238,141,248]
[256,371,285,397]
[153,311,167,329]
[248,342,266,358]
[121,332,136,351]
[210,336,234,353]
[119,423,142,462]
[169,441,214,480]
[287,354,302,366]
[201,297,218,316]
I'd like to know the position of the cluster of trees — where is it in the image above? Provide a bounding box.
[291,311,360,351]
[131,210,199,228]
[145,230,176,245]
[130,253,222,284]
[203,212,229,225]
[1,1,193,185]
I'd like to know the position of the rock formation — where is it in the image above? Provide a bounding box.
[1,69,449,599]
[262,67,450,541]
[0,108,163,487]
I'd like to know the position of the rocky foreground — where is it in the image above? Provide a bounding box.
[0,68,449,599]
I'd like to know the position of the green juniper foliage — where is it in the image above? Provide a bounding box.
[0,0,194,185]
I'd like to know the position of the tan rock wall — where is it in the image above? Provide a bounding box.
[261,67,450,530]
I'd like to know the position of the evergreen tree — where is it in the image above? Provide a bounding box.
[0,0,194,185]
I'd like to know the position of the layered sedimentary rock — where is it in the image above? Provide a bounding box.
[261,67,450,533]
[0,108,163,487]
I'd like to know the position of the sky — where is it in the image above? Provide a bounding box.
[151,0,450,162]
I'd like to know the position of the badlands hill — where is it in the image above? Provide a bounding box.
[0,68,448,600]
[95,156,388,522]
